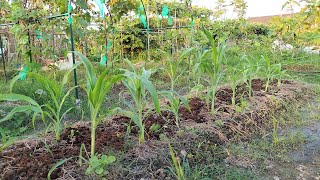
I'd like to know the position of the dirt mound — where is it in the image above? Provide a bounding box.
[0,79,314,179]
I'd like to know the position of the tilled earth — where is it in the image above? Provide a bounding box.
[0,79,314,179]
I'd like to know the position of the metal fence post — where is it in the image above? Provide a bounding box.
[68,0,80,105]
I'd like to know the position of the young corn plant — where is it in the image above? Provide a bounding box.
[74,52,122,157]
[0,94,44,126]
[9,67,79,141]
[261,55,284,92]
[159,90,190,128]
[118,59,160,144]
[162,48,193,90]
[200,26,226,113]
[189,49,207,96]
[243,55,263,97]
[226,65,244,107]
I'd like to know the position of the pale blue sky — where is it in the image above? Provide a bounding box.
[193,0,302,18]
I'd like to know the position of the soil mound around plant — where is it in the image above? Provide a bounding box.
[0,79,314,179]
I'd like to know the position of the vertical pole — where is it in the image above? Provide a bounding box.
[0,35,7,82]
[27,29,33,63]
[52,29,55,58]
[147,0,150,61]
[68,0,80,103]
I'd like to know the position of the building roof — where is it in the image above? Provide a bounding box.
[247,13,295,24]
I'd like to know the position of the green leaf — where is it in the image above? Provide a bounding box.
[0,105,41,123]
[106,155,116,163]
[140,69,160,114]
[48,158,73,180]
[74,51,97,88]
[95,167,104,175]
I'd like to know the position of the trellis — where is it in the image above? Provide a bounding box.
[0,0,79,102]
[0,0,196,104]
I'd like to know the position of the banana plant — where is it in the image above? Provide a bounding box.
[159,90,190,128]
[162,48,194,90]
[117,59,160,144]
[74,52,122,157]
[200,26,226,113]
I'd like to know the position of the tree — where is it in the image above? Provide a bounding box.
[231,0,247,19]
[214,0,227,20]
[282,0,300,14]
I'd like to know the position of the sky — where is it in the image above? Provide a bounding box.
[192,0,303,18]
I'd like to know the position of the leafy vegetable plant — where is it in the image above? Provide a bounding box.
[74,52,122,156]
[160,91,190,128]
[118,59,160,144]
[85,154,116,176]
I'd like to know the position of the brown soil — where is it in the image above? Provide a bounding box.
[0,79,313,179]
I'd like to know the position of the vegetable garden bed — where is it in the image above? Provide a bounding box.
[0,78,314,179]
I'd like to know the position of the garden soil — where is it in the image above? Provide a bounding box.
[0,79,316,179]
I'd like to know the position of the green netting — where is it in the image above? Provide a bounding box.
[94,0,105,19]
[100,55,107,66]
[35,30,42,39]
[140,14,147,28]
[162,6,169,17]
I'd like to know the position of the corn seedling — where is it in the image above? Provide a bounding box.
[0,94,44,129]
[261,55,285,92]
[117,59,160,144]
[9,65,79,141]
[162,48,193,90]
[160,90,190,128]
[226,63,244,107]
[243,55,263,97]
[74,52,122,157]
[200,26,226,113]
